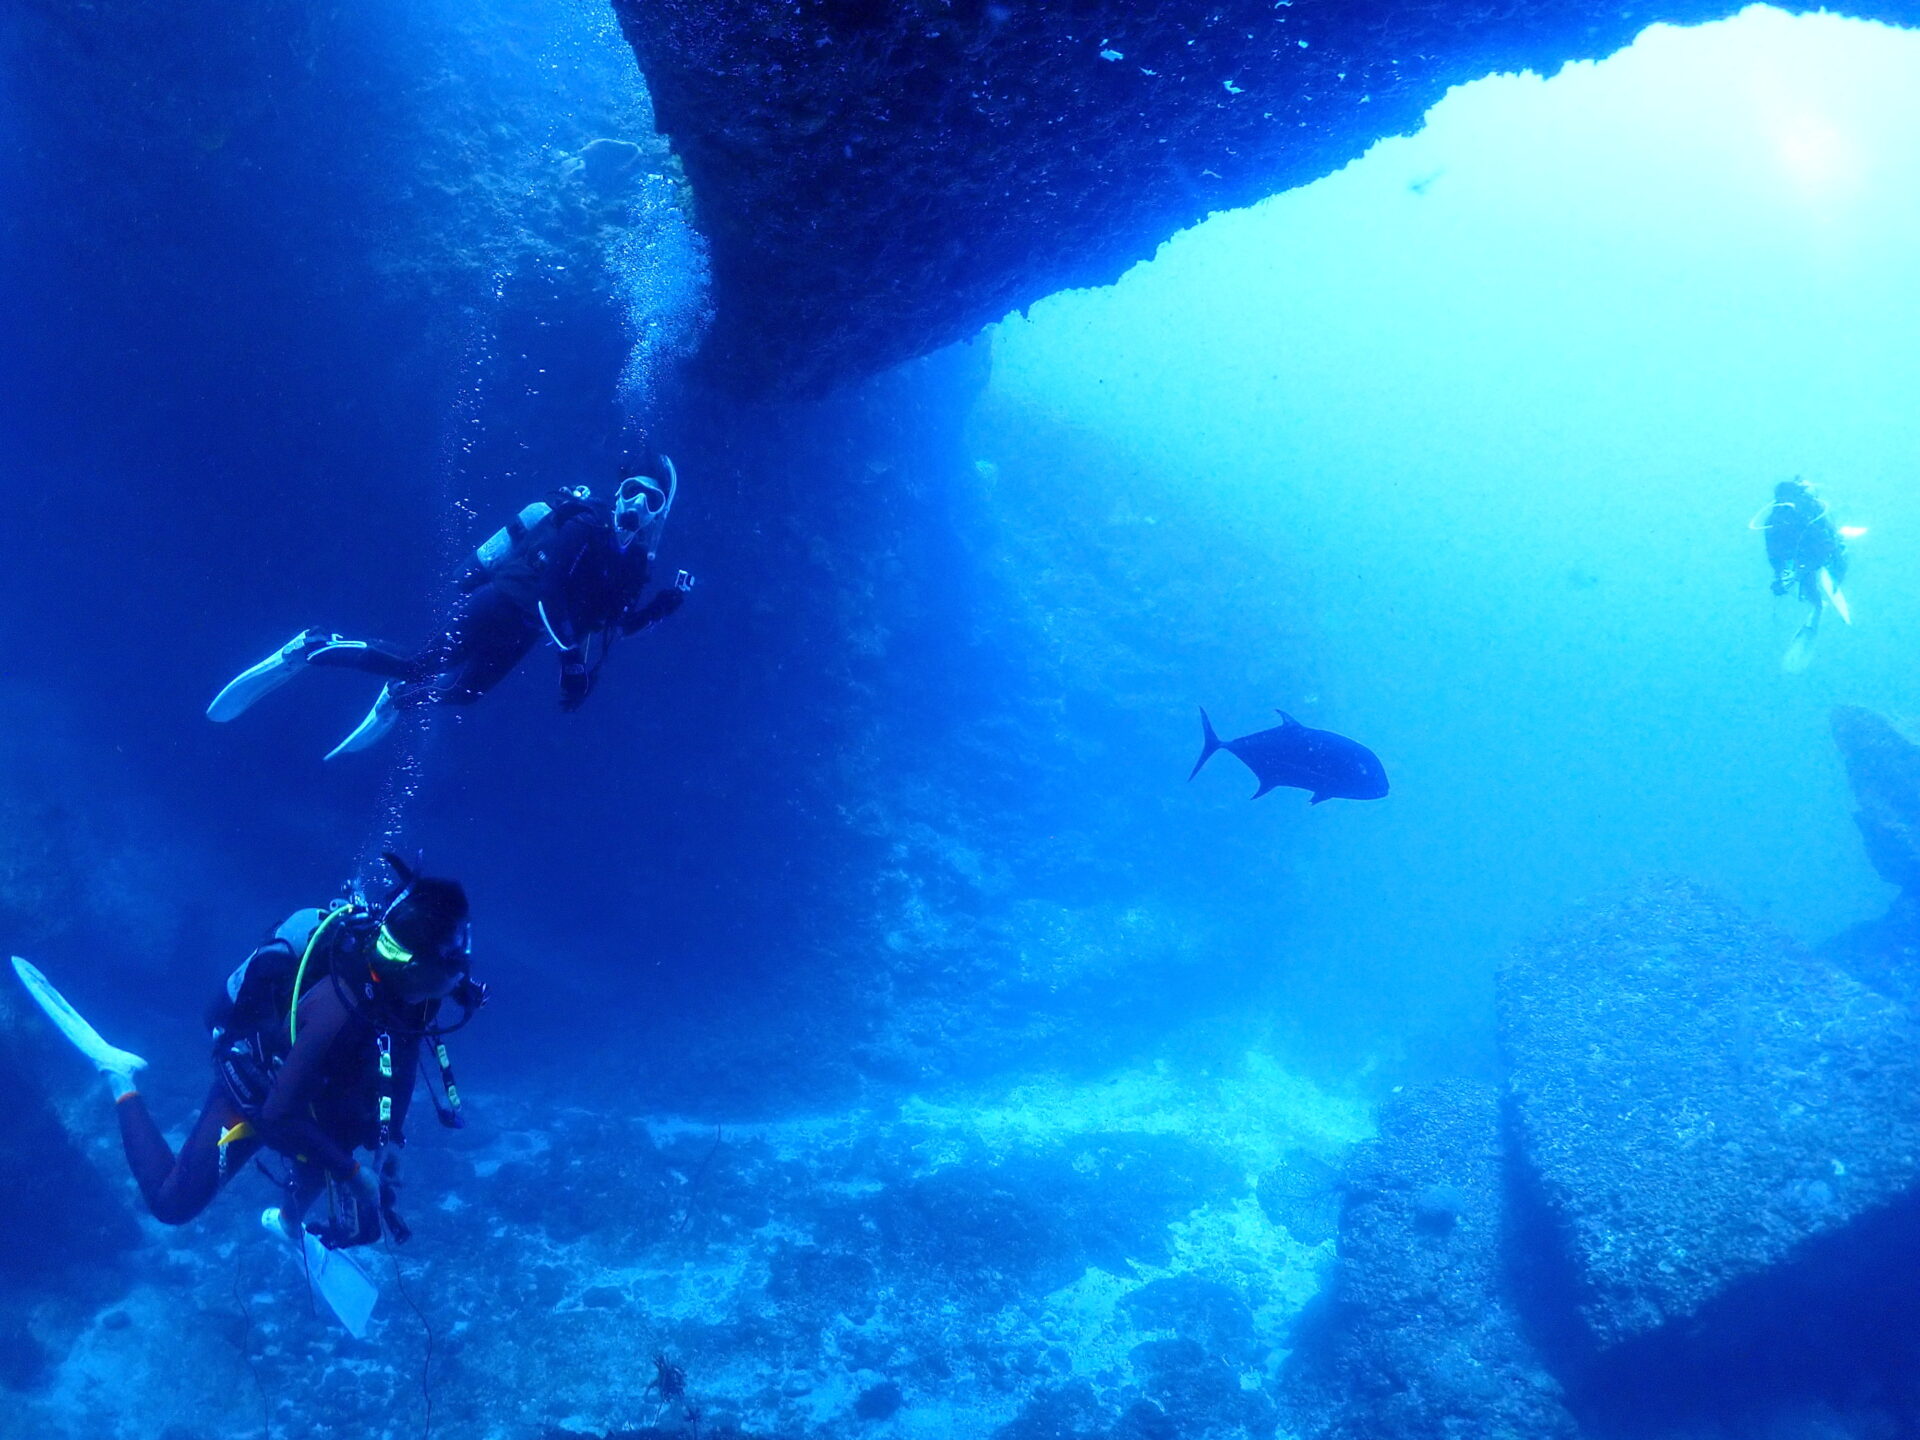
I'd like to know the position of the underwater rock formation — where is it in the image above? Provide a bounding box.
[9,1059,1355,1436]
[611,0,1920,397]
[1822,705,1920,1007]
[1285,1081,1577,1440]
[1831,704,1920,893]
[1257,1149,1341,1247]
[1500,878,1920,1379]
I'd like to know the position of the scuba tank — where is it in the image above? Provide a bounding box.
[473,486,593,575]
[476,501,556,573]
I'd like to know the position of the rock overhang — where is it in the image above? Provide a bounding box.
[612,0,1920,400]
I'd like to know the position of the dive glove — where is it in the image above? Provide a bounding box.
[560,657,594,712]
[308,1164,384,1249]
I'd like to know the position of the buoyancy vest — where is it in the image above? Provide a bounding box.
[209,904,470,1137]
[209,905,356,1115]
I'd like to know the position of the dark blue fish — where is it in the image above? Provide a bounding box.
[1189,707,1389,805]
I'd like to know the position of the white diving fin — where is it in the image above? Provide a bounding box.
[208,629,324,722]
[1816,568,1852,626]
[324,685,399,762]
[261,1207,379,1338]
[10,956,148,1079]
[1782,619,1818,673]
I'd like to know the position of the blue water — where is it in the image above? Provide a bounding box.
[3,4,1919,1437]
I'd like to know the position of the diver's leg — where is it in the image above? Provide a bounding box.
[116,1083,255,1226]
[437,629,540,705]
[323,633,447,759]
[426,587,541,705]
[208,629,417,720]
[303,638,415,681]
[324,592,533,755]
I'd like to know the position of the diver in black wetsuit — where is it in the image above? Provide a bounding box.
[1750,476,1854,672]
[1757,477,1848,602]
[11,855,483,1248]
[207,457,693,758]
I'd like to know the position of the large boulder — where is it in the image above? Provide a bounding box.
[611,0,1920,397]
[1831,705,1920,893]
[1500,878,1920,1407]
[1285,1081,1578,1440]
[1821,705,1920,1011]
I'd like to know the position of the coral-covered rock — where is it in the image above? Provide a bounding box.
[1285,1081,1578,1440]
[1500,879,1920,1363]
[1257,1150,1340,1246]
[611,0,1920,397]
[1831,705,1920,892]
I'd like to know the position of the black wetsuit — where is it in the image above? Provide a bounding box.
[118,925,427,1229]
[1765,494,1848,602]
[312,492,682,710]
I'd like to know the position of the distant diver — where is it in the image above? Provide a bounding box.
[1749,477,1861,673]
[10,854,484,1334]
[1189,707,1389,804]
[208,455,694,758]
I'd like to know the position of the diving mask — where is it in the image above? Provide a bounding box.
[613,455,677,557]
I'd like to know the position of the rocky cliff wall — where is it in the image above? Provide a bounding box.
[613,0,1920,397]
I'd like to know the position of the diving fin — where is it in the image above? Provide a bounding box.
[324,685,399,762]
[1817,568,1852,626]
[208,629,332,722]
[1783,621,1818,673]
[261,1208,378,1337]
[11,957,148,1082]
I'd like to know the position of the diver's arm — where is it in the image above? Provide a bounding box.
[255,986,361,1180]
[558,643,597,712]
[620,567,693,636]
[619,588,683,635]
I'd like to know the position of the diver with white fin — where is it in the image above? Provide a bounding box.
[1750,477,1860,672]
[207,455,694,759]
[10,856,485,1330]
[11,956,149,1098]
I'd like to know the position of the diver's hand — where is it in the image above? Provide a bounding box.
[308,1165,384,1249]
[1771,575,1792,596]
[377,1150,411,1244]
[559,658,593,712]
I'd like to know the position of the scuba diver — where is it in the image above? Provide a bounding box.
[10,855,483,1327]
[1749,477,1860,673]
[208,456,694,759]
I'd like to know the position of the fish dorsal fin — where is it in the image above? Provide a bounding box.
[1274,710,1301,729]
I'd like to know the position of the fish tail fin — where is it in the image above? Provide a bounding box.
[1189,707,1222,782]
